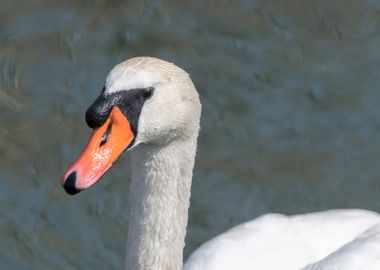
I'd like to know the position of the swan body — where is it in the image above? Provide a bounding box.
[184,209,380,270]
[61,57,380,270]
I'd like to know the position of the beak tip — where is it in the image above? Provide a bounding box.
[62,171,82,195]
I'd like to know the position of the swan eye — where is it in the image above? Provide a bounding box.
[100,122,112,146]
[142,87,154,100]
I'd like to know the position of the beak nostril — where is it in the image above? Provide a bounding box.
[100,134,108,146]
[100,122,112,147]
[63,171,82,195]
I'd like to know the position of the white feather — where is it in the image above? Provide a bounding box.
[184,209,380,270]
[99,57,380,270]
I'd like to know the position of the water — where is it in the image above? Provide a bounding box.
[1,0,380,269]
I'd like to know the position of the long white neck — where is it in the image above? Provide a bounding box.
[125,136,197,270]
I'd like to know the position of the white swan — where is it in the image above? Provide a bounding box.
[61,57,380,270]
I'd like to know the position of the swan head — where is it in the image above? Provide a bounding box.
[61,57,201,195]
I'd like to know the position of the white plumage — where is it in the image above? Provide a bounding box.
[184,209,380,270]
[82,57,380,270]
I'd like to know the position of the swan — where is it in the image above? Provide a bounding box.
[61,57,380,270]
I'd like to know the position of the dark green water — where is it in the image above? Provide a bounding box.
[1,1,380,269]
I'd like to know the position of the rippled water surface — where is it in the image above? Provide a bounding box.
[2,1,380,269]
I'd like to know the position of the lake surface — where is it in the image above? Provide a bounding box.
[1,0,380,269]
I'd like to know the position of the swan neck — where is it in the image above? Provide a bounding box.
[126,139,196,270]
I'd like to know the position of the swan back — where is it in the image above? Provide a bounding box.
[184,209,380,270]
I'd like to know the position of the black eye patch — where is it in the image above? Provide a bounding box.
[85,87,154,136]
[142,87,154,100]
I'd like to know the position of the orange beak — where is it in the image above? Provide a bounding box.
[61,106,134,194]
